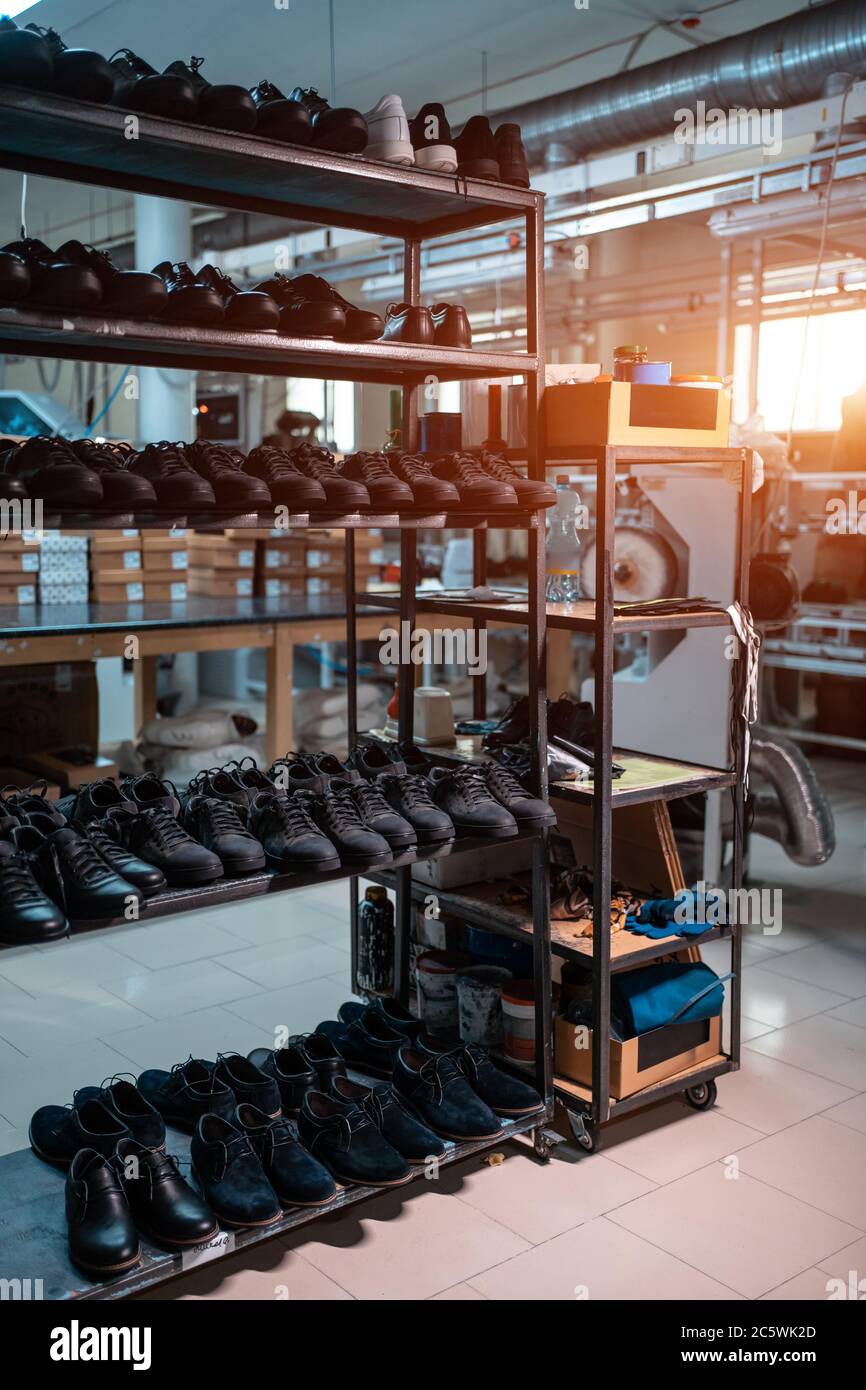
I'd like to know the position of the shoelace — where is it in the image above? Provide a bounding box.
[138,806,191,851]
[63,833,115,885]
[250,446,300,478]
[351,455,397,481]
[269,794,320,837]
[189,443,243,476]
[483,763,527,801]
[0,852,47,905]
[447,767,496,808]
[396,454,433,478]
[108,48,151,75]
[358,1084,398,1130]
[350,781,392,820]
[253,1117,297,1161]
[25,437,78,469]
[479,454,517,481]
[143,442,195,476]
[449,455,489,483]
[320,790,366,833]
[199,797,247,835]
[417,1052,461,1105]
[388,773,435,810]
[79,819,119,854]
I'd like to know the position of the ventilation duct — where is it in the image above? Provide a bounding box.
[748,726,836,866]
[494,0,866,161]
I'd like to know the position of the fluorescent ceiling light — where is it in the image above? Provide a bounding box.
[4,2,41,16]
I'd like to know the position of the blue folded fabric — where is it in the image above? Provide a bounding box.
[614,962,727,1037]
[626,892,710,938]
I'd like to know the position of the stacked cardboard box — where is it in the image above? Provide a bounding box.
[89,530,143,603]
[255,528,382,598]
[255,532,306,599]
[39,533,88,605]
[0,535,40,605]
[141,532,189,601]
[188,533,256,598]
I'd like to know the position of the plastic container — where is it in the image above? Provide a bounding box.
[613,345,671,384]
[416,949,470,1033]
[457,965,512,1047]
[502,980,560,1066]
[545,475,582,603]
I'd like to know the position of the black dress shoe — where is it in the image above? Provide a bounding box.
[288,442,370,510]
[234,1104,337,1207]
[15,817,143,921]
[289,1032,347,1089]
[109,48,198,120]
[163,56,256,132]
[206,1053,281,1118]
[290,274,383,342]
[455,114,500,181]
[338,995,424,1043]
[244,445,327,509]
[429,302,471,348]
[316,1010,405,1079]
[431,453,518,508]
[69,438,159,510]
[478,451,557,507]
[340,451,415,512]
[249,790,340,873]
[27,25,115,102]
[57,777,136,824]
[127,441,217,511]
[196,265,281,330]
[2,435,103,509]
[152,261,224,326]
[427,1040,543,1117]
[0,18,54,90]
[183,795,265,875]
[246,1046,317,1118]
[389,453,460,510]
[0,247,30,304]
[114,1138,218,1248]
[252,273,346,337]
[329,1076,445,1163]
[300,787,392,866]
[75,1076,166,1150]
[66,1149,140,1275]
[190,1113,282,1228]
[112,805,223,887]
[381,302,435,345]
[289,87,368,152]
[2,237,102,309]
[480,762,556,829]
[30,1097,131,1167]
[184,439,272,509]
[494,122,529,187]
[428,765,518,838]
[250,80,313,143]
[297,1091,411,1187]
[393,1046,503,1140]
[55,240,167,318]
[0,839,67,944]
[137,1058,236,1132]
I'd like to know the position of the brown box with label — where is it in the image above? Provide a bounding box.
[0,540,41,574]
[0,579,38,604]
[188,569,254,598]
[141,534,188,572]
[554,1012,722,1100]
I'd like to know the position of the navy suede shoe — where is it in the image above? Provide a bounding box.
[298,1090,412,1188]
[30,1097,130,1167]
[137,1058,235,1133]
[329,1075,445,1164]
[421,1039,543,1117]
[393,1046,503,1141]
[316,1009,404,1078]
[205,1053,281,1119]
[234,1103,337,1208]
[247,1045,317,1118]
[337,995,423,1042]
[190,1113,282,1229]
[74,1075,165,1152]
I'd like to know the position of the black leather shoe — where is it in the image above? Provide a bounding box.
[244,445,327,509]
[185,765,252,820]
[430,303,472,348]
[478,451,557,507]
[0,247,30,304]
[16,816,143,920]
[56,240,167,318]
[252,273,346,337]
[455,114,499,181]
[0,18,54,90]
[381,302,435,345]
[289,87,367,152]
[190,1113,282,1228]
[329,1076,445,1163]
[2,237,103,310]
[109,48,198,120]
[393,1046,503,1140]
[69,439,159,509]
[183,795,265,875]
[431,453,518,508]
[288,1033,347,1089]
[0,838,68,945]
[316,1010,405,1079]
[389,453,460,510]
[234,1104,336,1207]
[290,274,383,342]
[137,1058,235,1132]
[249,790,340,873]
[114,1137,218,1248]
[184,439,272,509]
[494,122,529,187]
[250,80,313,143]
[163,56,256,132]
[428,765,519,838]
[338,776,416,850]
[30,1097,131,1167]
[74,817,165,897]
[410,102,457,172]
[127,441,217,511]
[288,441,370,510]
[28,25,115,102]
[2,435,103,508]
[196,265,280,330]
[346,743,455,843]
[66,1149,140,1275]
[152,261,224,325]
[480,761,556,829]
[298,1091,411,1187]
[113,805,223,887]
[300,787,392,866]
[425,1039,543,1116]
[57,778,136,824]
[206,1053,281,1118]
[340,451,415,512]
[75,1076,166,1151]
[246,1046,317,1118]
[338,995,424,1043]
[1,783,63,825]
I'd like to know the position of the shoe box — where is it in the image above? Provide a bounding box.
[140,532,189,600]
[0,536,40,605]
[0,661,99,764]
[253,527,382,598]
[255,533,306,598]
[411,835,535,890]
[188,533,256,597]
[89,530,143,602]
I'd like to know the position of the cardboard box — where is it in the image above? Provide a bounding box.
[22,750,118,791]
[260,575,305,598]
[143,579,188,601]
[261,543,306,570]
[92,567,144,586]
[38,582,88,604]
[90,543,141,571]
[412,836,534,890]
[545,381,731,448]
[0,766,61,799]
[188,571,253,598]
[555,1012,722,1099]
[0,580,37,604]
[0,544,40,573]
[92,579,145,603]
[189,545,255,569]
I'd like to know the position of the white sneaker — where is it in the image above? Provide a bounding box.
[363,94,414,165]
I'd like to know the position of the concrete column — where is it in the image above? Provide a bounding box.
[134,195,195,443]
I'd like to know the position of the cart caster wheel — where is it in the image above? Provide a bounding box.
[567,1114,601,1154]
[532,1128,553,1163]
[685,1080,718,1111]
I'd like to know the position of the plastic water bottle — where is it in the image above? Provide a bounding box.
[545,475,582,602]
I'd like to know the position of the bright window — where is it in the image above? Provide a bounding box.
[735,310,866,432]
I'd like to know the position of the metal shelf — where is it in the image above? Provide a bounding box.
[0,86,541,239]
[555,1055,733,1119]
[372,591,730,633]
[551,752,735,807]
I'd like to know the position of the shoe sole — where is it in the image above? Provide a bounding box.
[72,1252,141,1275]
[414,144,458,173]
[458,158,501,181]
[264,851,342,874]
[278,1192,336,1209]
[327,1166,413,1188]
[164,865,225,886]
[451,821,517,839]
[29,1134,73,1168]
[396,1095,505,1143]
[137,1222,220,1250]
[364,139,415,165]
[219,854,267,876]
[0,923,69,945]
[491,1102,545,1117]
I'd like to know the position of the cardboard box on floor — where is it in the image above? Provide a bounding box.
[555,1012,722,1099]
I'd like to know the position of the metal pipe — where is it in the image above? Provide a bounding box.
[749,725,836,865]
[494,0,866,161]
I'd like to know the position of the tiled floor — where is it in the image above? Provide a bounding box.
[1,758,863,1300]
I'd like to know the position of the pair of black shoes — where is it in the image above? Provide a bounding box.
[430,452,557,509]
[153,262,280,330]
[249,272,382,341]
[381,302,471,349]
[0,237,167,315]
[0,435,162,511]
[456,116,530,187]
[393,1039,543,1140]
[190,1105,336,1226]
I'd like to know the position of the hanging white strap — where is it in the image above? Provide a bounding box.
[726,601,761,789]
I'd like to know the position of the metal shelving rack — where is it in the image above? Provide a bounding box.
[0,86,553,1299]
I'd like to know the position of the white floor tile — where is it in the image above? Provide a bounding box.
[107,917,248,970]
[0,1038,143,1127]
[822,1091,866,1135]
[137,1241,353,1300]
[740,1015,776,1043]
[223,975,356,1038]
[713,1051,854,1134]
[740,965,849,1027]
[0,938,141,991]
[101,1005,265,1073]
[100,959,261,1020]
[430,1282,488,1300]
[211,936,347,990]
[0,1115,26,1155]
[599,1099,762,1183]
[746,1014,866,1090]
[755,941,866,999]
[737,1114,866,1227]
[826,996,866,1030]
[0,986,153,1058]
[193,893,341,945]
[759,1268,838,1300]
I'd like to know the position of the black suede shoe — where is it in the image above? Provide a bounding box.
[300,787,392,866]
[30,1097,131,1167]
[207,1053,281,1118]
[288,441,370,510]
[152,261,224,326]
[184,439,272,509]
[56,240,167,318]
[123,771,181,813]
[389,453,460,510]
[341,451,415,512]
[75,1076,166,1151]
[163,56,256,132]
[69,438,159,509]
[250,80,313,143]
[428,765,518,838]
[137,1058,235,1133]
[480,761,556,829]
[267,755,327,797]
[114,1138,218,1248]
[346,745,454,844]
[478,451,556,508]
[190,1113,282,1228]
[57,778,136,824]
[66,1149,140,1275]
[253,273,347,338]
[16,816,143,920]
[235,1103,336,1207]
[2,238,102,310]
[127,441,217,511]
[288,1032,347,1089]
[326,774,415,850]
[246,1046,317,1118]
[223,757,277,813]
[316,1010,404,1079]
[249,790,340,873]
[185,764,252,819]
[109,48,198,121]
[298,1091,411,1187]
[393,1046,503,1140]
[338,995,424,1043]
[424,1040,543,1117]
[74,817,167,897]
[111,806,223,887]
[196,265,280,330]
[455,114,499,180]
[431,453,518,509]
[183,795,266,875]
[329,1076,445,1163]
[288,87,368,153]
[0,18,54,91]
[244,445,327,509]
[0,839,68,945]
[2,435,103,509]
[494,122,530,187]
[291,274,383,343]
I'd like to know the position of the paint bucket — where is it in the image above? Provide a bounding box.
[416,950,470,1033]
[456,965,512,1048]
[501,980,560,1066]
